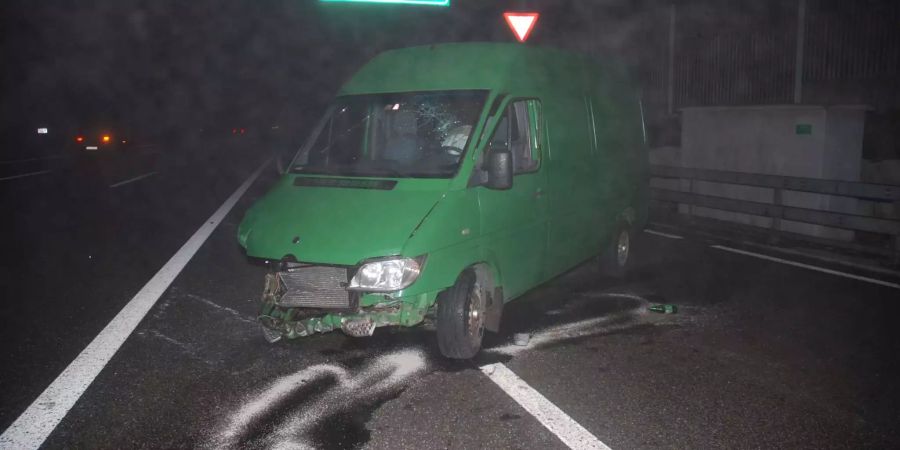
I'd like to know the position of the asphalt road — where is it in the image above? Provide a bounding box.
[2,138,900,449]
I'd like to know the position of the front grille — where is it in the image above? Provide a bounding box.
[277,266,351,309]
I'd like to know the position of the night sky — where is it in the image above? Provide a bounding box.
[0,1,539,141]
[1,0,694,147]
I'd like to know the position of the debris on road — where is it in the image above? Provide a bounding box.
[648,304,678,314]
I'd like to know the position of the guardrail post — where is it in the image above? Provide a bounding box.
[893,235,900,267]
[686,177,695,224]
[894,200,900,267]
[770,184,783,244]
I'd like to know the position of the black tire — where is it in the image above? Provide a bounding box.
[436,270,485,359]
[598,222,632,278]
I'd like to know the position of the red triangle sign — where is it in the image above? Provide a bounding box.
[503,12,539,43]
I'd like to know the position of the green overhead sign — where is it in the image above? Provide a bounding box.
[320,0,450,5]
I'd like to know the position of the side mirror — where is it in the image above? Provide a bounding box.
[485,148,513,190]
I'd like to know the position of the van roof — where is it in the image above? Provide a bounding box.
[339,42,596,96]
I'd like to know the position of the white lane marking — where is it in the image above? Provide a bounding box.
[108,171,158,188]
[737,240,900,278]
[0,169,51,181]
[645,229,683,239]
[0,155,63,164]
[711,245,900,290]
[0,159,270,450]
[480,363,611,450]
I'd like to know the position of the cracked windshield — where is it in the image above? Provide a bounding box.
[292,90,487,178]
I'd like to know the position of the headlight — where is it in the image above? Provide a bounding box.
[349,256,425,292]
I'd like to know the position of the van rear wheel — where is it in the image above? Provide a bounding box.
[599,223,632,278]
[436,270,484,359]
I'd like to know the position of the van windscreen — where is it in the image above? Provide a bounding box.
[291,90,487,178]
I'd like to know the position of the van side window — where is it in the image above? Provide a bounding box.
[488,100,540,174]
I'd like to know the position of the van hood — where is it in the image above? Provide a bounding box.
[238,177,446,266]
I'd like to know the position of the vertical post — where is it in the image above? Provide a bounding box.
[686,177,694,223]
[667,3,676,115]
[770,185,784,244]
[793,0,806,104]
[893,235,900,267]
[894,200,900,266]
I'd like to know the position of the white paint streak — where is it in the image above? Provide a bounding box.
[0,169,51,182]
[270,350,425,449]
[488,293,648,356]
[645,229,683,239]
[0,159,269,450]
[711,245,900,290]
[217,365,351,447]
[480,363,611,450]
[108,171,157,188]
[210,349,426,449]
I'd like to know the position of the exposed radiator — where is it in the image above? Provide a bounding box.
[276,266,351,309]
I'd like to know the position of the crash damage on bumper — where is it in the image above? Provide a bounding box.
[257,268,435,340]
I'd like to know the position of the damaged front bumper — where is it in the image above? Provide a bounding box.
[257,271,437,340]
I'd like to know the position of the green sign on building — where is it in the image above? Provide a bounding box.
[795,123,813,135]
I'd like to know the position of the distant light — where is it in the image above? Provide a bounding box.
[503,12,540,43]
[121,140,127,144]
[76,136,84,143]
[232,128,237,134]
[392,103,400,111]
[102,135,111,143]
[319,0,449,6]
[240,128,245,134]
[37,127,48,134]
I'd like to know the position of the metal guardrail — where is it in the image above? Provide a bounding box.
[649,165,900,264]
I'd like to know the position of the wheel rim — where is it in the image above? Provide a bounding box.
[466,283,485,340]
[616,229,630,267]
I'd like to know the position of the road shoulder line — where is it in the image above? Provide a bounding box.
[0,159,270,450]
[711,244,900,290]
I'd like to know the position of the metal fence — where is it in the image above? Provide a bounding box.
[642,0,900,111]
[649,164,900,264]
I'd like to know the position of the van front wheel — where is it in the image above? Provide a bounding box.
[436,270,485,359]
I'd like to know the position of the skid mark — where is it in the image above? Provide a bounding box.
[163,287,257,325]
[181,292,257,325]
[137,329,218,365]
[151,296,175,320]
[207,349,427,449]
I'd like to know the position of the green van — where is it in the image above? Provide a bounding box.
[237,43,648,358]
